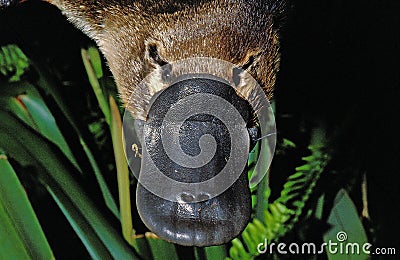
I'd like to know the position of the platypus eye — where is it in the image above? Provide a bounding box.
[148,44,167,66]
[147,43,171,81]
[242,54,256,71]
[232,53,258,86]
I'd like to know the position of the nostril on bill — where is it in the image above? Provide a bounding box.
[197,192,211,201]
[178,192,211,203]
[179,192,195,203]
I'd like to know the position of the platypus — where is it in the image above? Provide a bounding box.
[1,0,285,247]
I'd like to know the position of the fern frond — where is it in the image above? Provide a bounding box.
[0,45,30,82]
[229,129,330,259]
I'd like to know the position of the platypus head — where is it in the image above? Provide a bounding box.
[1,0,284,246]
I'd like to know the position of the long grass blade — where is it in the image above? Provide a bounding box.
[110,96,135,245]
[0,155,54,259]
[79,138,120,219]
[204,245,228,260]
[145,233,179,260]
[44,182,113,260]
[0,111,138,259]
[80,47,120,218]
[81,48,111,125]
[18,94,80,171]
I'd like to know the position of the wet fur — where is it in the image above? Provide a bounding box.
[2,0,286,120]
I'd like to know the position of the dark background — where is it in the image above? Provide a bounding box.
[1,0,399,258]
[276,0,400,254]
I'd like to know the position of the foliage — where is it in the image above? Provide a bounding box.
[0,43,370,260]
[228,129,330,259]
[0,44,29,82]
[0,154,54,259]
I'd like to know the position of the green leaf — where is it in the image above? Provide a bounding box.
[110,96,135,245]
[0,45,29,82]
[315,194,325,220]
[323,189,369,260]
[145,233,179,260]
[81,48,110,125]
[248,141,260,167]
[0,155,54,259]
[87,46,104,79]
[5,96,38,128]
[0,111,138,259]
[45,182,113,260]
[131,235,153,260]
[18,94,80,171]
[2,89,119,219]
[3,73,119,220]
[195,246,228,260]
[0,200,31,260]
[229,127,330,259]
[204,245,228,260]
[242,226,259,255]
[254,175,270,221]
[230,239,252,260]
[80,138,120,219]
[282,138,296,149]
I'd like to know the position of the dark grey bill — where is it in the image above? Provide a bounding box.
[136,76,256,246]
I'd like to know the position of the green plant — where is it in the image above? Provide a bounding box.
[0,44,174,259]
[228,129,330,259]
[0,44,369,260]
